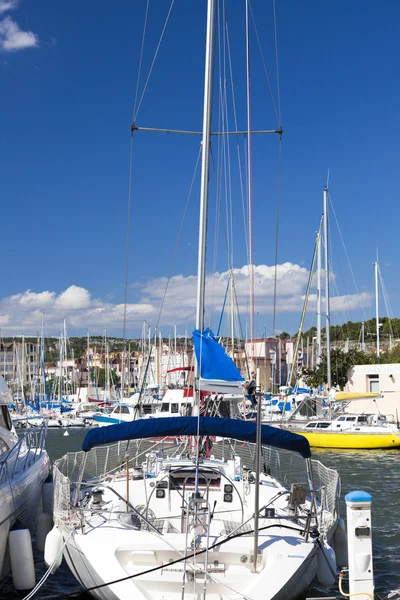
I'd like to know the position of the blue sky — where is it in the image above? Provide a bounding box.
[1,0,399,339]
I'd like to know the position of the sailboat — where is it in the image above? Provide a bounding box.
[282,187,400,449]
[48,3,341,598]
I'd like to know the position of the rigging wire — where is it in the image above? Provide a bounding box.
[248,0,283,343]
[272,0,282,127]
[271,139,282,339]
[210,0,236,335]
[133,0,150,119]
[245,0,255,357]
[226,21,249,261]
[248,1,280,127]
[133,0,175,122]
[328,226,356,341]
[328,192,368,323]
[378,264,399,340]
[122,135,134,345]
[209,0,225,327]
[135,146,202,406]
[155,146,202,330]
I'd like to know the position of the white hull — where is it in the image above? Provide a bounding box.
[53,446,339,600]
[0,438,49,582]
[60,525,318,600]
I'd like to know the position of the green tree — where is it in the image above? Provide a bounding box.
[301,349,372,390]
[278,332,291,339]
[92,368,119,388]
[380,344,400,364]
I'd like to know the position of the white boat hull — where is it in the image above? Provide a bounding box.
[60,525,318,600]
[0,450,49,582]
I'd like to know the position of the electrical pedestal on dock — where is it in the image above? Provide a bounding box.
[345,490,374,599]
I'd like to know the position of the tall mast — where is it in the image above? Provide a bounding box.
[194,0,215,398]
[174,324,177,369]
[323,187,331,389]
[195,0,215,336]
[105,325,108,399]
[87,330,90,391]
[316,219,322,365]
[40,314,45,399]
[230,270,235,355]
[22,334,25,400]
[58,328,62,405]
[374,255,380,358]
[63,318,68,396]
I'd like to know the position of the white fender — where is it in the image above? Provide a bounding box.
[333,517,348,568]
[9,527,36,590]
[36,512,53,552]
[44,525,63,571]
[317,538,337,587]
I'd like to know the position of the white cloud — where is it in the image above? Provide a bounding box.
[0,263,372,336]
[307,291,372,314]
[0,0,18,15]
[0,16,38,51]
[10,290,56,308]
[0,285,158,336]
[330,292,372,313]
[56,286,92,310]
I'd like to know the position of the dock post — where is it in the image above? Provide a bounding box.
[344,490,374,599]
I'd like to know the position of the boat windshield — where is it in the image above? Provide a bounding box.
[114,406,130,415]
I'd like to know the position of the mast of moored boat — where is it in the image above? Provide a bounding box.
[374,253,380,358]
[323,186,331,389]
[316,216,322,365]
[253,368,262,573]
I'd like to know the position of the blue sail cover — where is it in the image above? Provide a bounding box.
[82,416,311,458]
[193,328,244,383]
[290,387,310,394]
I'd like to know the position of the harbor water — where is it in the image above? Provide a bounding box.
[4,428,400,599]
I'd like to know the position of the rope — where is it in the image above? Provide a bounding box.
[133,0,175,121]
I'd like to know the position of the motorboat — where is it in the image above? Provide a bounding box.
[0,375,49,584]
[284,412,400,449]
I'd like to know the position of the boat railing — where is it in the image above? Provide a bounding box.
[225,440,340,531]
[53,439,149,523]
[0,420,48,484]
[52,437,340,535]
